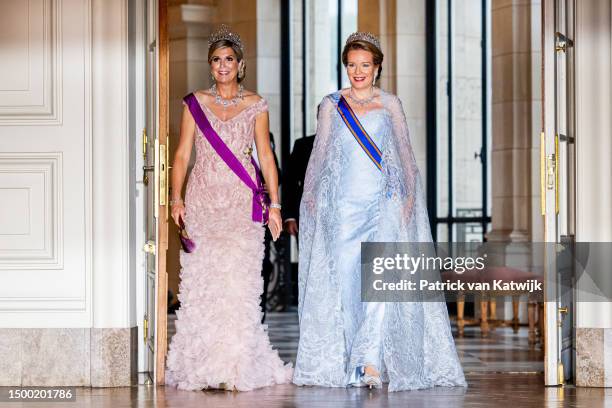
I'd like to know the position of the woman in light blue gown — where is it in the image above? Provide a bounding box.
[293,32,467,392]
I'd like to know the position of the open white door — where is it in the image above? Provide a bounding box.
[542,0,576,386]
[142,0,169,385]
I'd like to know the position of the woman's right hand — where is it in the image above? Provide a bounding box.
[171,201,186,227]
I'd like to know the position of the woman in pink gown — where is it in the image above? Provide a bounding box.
[165,25,293,391]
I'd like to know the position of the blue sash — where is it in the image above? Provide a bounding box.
[336,95,382,171]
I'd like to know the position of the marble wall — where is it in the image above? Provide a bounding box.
[576,328,612,387]
[0,328,137,386]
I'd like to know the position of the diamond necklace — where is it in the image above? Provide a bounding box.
[211,83,244,108]
[348,87,375,106]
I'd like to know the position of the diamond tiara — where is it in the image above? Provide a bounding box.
[208,24,244,53]
[345,31,381,51]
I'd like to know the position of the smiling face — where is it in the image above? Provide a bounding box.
[209,46,240,85]
[345,49,378,91]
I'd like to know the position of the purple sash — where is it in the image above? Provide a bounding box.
[183,93,270,224]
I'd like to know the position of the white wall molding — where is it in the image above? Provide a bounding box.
[0,152,63,270]
[0,0,63,125]
[0,0,93,328]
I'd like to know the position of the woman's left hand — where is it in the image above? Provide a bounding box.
[267,208,282,241]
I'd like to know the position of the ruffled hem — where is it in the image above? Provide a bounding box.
[165,214,293,391]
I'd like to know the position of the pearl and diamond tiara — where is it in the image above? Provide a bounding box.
[207,24,244,52]
[345,31,381,51]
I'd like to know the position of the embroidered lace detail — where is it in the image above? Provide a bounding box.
[294,90,467,391]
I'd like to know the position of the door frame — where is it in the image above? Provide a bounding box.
[134,0,169,385]
[542,0,558,387]
[154,0,169,385]
[541,0,577,387]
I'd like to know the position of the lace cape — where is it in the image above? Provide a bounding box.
[295,90,467,391]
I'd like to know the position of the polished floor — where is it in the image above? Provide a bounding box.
[169,310,545,373]
[3,374,610,408]
[4,312,607,407]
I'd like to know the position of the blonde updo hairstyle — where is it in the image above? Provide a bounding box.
[207,39,246,83]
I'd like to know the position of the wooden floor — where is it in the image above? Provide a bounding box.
[6,375,611,408]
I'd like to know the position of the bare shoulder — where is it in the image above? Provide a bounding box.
[193,89,215,104]
[241,90,264,104]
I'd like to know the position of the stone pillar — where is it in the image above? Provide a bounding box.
[574,0,612,388]
[256,0,281,152]
[358,0,397,93]
[357,0,427,182]
[395,0,427,177]
[489,0,542,243]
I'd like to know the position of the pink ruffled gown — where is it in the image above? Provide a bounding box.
[165,94,293,391]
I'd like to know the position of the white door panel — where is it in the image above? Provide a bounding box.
[0,0,92,326]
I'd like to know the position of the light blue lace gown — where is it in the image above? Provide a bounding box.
[293,90,467,391]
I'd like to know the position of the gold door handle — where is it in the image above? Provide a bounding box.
[541,132,559,215]
[559,307,568,314]
[143,316,149,344]
[143,128,150,185]
[547,156,555,190]
[142,128,148,161]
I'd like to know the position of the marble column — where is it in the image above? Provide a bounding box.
[358,0,397,93]
[489,0,542,243]
[256,0,281,154]
[574,0,612,388]
[357,0,427,183]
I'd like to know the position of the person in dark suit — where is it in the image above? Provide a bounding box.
[282,134,315,237]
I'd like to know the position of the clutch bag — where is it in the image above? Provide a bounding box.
[179,217,196,253]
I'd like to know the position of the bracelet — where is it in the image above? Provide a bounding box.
[169,198,183,206]
[270,203,282,210]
